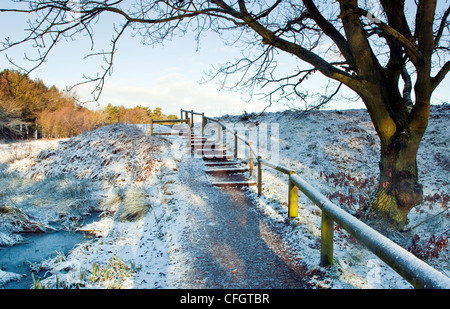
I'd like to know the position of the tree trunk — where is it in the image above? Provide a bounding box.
[362,86,430,230]
[372,132,424,229]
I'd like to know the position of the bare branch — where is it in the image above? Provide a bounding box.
[68,20,131,102]
[401,66,413,111]
[431,60,450,91]
[337,0,423,65]
[302,0,355,69]
[253,0,282,21]
[434,4,450,48]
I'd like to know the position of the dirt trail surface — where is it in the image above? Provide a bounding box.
[167,156,309,289]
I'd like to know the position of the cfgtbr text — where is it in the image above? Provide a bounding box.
[224,293,269,304]
[180,293,269,306]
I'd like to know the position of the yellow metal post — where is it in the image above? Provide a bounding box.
[320,211,334,266]
[288,174,298,218]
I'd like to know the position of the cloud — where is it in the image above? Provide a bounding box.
[77,72,266,117]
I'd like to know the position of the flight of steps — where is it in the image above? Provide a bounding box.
[190,133,256,188]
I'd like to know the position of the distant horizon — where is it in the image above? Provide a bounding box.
[2,65,447,120]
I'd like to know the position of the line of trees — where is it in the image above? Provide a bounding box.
[0,69,176,139]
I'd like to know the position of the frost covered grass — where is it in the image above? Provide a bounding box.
[101,185,153,222]
[0,169,99,246]
[0,139,62,165]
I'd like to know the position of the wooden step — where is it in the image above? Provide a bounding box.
[191,138,213,142]
[206,167,248,175]
[204,161,240,167]
[190,140,209,145]
[191,142,221,148]
[212,181,256,187]
[196,148,230,155]
[183,135,206,140]
[203,153,234,160]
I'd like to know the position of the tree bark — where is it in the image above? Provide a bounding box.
[372,129,425,229]
[358,78,430,229]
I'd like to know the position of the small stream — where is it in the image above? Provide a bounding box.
[0,215,100,289]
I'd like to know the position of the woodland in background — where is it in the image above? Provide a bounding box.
[0,69,176,139]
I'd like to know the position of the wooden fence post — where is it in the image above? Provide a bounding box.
[234,130,238,159]
[150,119,154,136]
[257,156,262,196]
[202,112,205,136]
[288,174,298,218]
[249,142,254,176]
[187,118,191,154]
[217,119,221,143]
[222,124,226,146]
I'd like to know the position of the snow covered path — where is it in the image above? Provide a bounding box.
[164,156,309,288]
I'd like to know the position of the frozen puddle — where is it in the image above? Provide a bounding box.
[0,217,99,289]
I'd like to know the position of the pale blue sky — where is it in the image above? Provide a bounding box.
[0,2,448,117]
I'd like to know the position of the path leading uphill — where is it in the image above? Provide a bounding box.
[168,134,309,289]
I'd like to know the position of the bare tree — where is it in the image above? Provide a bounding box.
[1,0,449,229]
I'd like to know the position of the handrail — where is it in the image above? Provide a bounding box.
[179,109,450,289]
[150,118,191,146]
[259,158,295,175]
[181,108,203,116]
[290,174,450,289]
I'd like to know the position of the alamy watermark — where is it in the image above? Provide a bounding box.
[66,0,83,22]
[365,0,382,24]
[168,122,280,164]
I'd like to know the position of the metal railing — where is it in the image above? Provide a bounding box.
[178,109,450,289]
